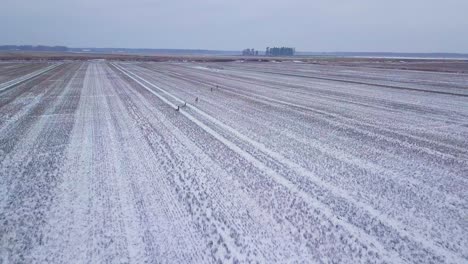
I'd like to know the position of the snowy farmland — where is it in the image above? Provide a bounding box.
[0,60,467,263]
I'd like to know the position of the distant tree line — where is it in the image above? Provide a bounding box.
[242,48,259,56]
[0,45,69,52]
[265,47,295,56]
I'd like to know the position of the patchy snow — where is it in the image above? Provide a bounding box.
[1,60,467,263]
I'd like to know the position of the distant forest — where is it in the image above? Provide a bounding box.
[0,45,239,55]
[2,45,467,59]
[0,45,68,52]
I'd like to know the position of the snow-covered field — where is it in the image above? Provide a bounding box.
[0,62,51,84]
[0,61,467,263]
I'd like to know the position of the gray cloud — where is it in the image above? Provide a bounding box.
[1,0,467,52]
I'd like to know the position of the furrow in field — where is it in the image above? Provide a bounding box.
[114,62,360,262]
[165,62,468,129]
[112,62,319,262]
[0,62,84,263]
[0,63,49,84]
[165,62,468,143]
[113,62,412,263]
[2,61,466,263]
[0,63,42,83]
[0,64,78,161]
[34,62,213,263]
[0,64,60,93]
[222,64,468,97]
[114,62,467,263]
[127,63,468,203]
[150,63,468,156]
[126,63,468,257]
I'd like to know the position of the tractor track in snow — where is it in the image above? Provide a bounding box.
[1,60,466,263]
[112,62,467,263]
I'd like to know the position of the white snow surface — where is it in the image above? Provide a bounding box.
[0,61,467,263]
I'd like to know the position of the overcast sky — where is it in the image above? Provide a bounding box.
[2,0,468,52]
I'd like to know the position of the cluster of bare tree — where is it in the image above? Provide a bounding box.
[242,48,259,56]
[265,47,295,56]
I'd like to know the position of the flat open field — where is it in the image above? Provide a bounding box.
[1,60,467,263]
[0,62,51,84]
